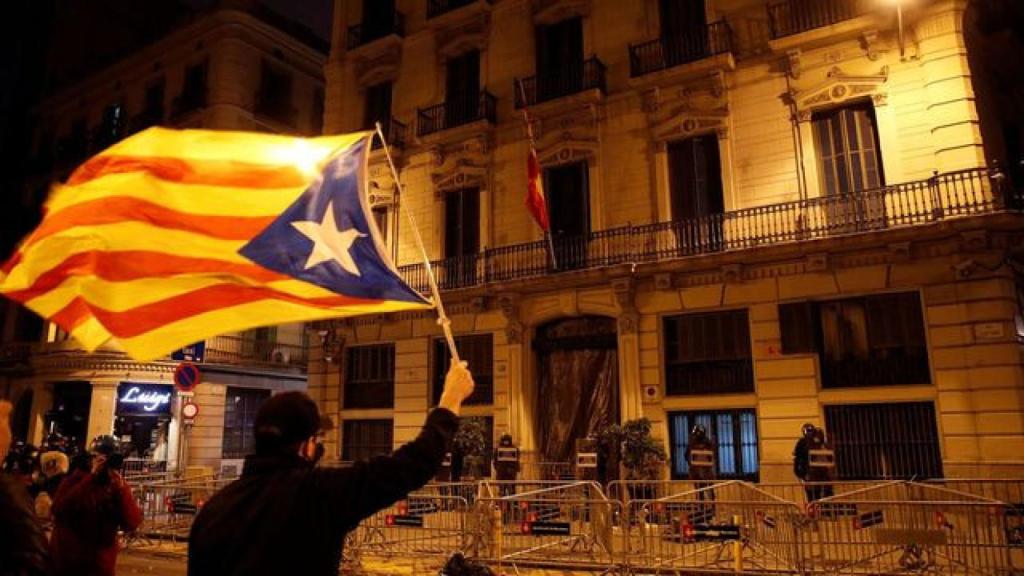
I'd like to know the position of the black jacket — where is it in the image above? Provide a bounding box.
[0,473,48,576]
[187,408,458,576]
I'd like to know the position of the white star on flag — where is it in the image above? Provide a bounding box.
[291,201,366,276]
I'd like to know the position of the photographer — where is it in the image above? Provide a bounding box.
[50,435,143,576]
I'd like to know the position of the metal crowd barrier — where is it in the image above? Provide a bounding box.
[126,475,237,555]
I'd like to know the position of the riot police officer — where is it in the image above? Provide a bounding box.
[793,423,835,503]
[685,424,717,509]
[492,433,520,497]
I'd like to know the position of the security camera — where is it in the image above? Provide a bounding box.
[953,259,976,278]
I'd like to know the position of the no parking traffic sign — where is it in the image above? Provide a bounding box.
[174,362,201,393]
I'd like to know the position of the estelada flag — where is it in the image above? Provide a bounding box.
[0,128,430,360]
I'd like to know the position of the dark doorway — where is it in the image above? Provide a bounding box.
[668,135,724,253]
[362,0,396,40]
[11,389,33,442]
[659,0,709,67]
[536,17,584,101]
[445,51,481,127]
[534,317,619,466]
[46,382,92,451]
[544,161,590,270]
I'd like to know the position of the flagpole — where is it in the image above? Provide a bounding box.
[516,79,558,271]
[374,123,461,365]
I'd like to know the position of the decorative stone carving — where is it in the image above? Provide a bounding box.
[654,273,673,291]
[436,11,491,59]
[651,104,729,143]
[536,138,598,167]
[791,65,889,113]
[887,242,912,263]
[861,30,881,61]
[871,92,889,107]
[612,278,639,335]
[469,296,487,313]
[721,264,743,283]
[353,45,402,87]
[432,160,489,194]
[786,49,801,79]
[806,253,830,272]
[959,230,989,252]
[533,0,592,25]
[498,294,523,344]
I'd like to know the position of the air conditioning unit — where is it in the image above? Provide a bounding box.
[271,348,291,364]
[643,385,661,403]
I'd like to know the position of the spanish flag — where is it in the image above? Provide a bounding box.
[0,128,430,361]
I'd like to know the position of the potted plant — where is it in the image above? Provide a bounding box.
[594,423,623,486]
[619,418,667,501]
[452,417,489,480]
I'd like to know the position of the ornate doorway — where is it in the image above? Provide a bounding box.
[533,316,619,463]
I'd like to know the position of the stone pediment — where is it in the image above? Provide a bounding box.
[536,137,598,167]
[651,105,729,142]
[432,159,489,193]
[533,0,592,25]
[434,5,492,59]
[789,65,889,118]
[352,41,402,87]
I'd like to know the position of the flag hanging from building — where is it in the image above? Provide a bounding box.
[526,144,549,232]
[0,128,430,361]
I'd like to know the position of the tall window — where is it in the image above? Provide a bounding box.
[95,103,125,149]
[144,81,165,119]
[813,101,884,196]
[372,206,389,241]
[222,387,270,459]
[659,0,708,66]
[363,82,393,130]
[445,50,480,126]
[544,161,590,270]
[668,409,759,480]
[664,310,753,395]
[443,187,480,287]
[825,402,943,480]
[344,344,395,409]
[536,17,583,100]
[241,326,276,362]
[668,135,724,252]
[432,334,493,405]
[361,0,397,41]
[779,292,930,388]
[178,61,208,113]
[342,419,393,461]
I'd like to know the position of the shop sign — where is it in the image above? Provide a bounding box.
[171,341,206,363]
[117,384,173,415]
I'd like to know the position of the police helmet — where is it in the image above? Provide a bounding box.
[691,424,707,439]
[499,433,513,447]
[801,422,816,438]
[3,441,39,474]
[90,435,121,456]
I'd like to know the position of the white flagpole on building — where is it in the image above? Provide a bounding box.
[373,123,461,365]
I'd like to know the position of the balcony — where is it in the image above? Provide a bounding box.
[346,12,405,50]
[371,118,408,150]
[399,168,1020,292]
[202,335,307,370]
[514,57,607,109]
[417,91,497,137]
[630,21,733,78]
[427,0,484,19]
[768,0,873,39]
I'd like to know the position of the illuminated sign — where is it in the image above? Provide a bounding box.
[117,384,173,415]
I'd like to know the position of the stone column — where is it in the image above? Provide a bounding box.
[614,279,644,423]
[86,381,118,443]
[915,0,986,172]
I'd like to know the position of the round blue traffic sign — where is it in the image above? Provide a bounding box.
[174,362,201,393]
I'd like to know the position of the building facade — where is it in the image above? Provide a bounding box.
[0,0,327,475]
[314,0,1024,483]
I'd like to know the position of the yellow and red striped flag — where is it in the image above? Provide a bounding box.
[0,127,430,361]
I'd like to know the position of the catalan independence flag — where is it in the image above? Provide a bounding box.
[0,128,430,361]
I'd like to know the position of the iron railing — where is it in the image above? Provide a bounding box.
[399,168,1017,293]
[202,335,307,369]
[426,0,482,19]
[820,347,931,389]
[416,90,497,137]
[514,56,607,108]
[629,21,733,78]
[371,117,407,150]
[768,0,872,39]
[346,12,405,50]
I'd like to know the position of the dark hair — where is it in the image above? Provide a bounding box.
[254,391,324,455]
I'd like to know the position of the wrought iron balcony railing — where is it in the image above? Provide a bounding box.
[514,57,607,108]
[346,12,405,50]
[427,0,481,19]
[371,118,408,150]
[768,0,872,39]
[630,21,733,78]
[399,168,1019,293]
[417,91,497,137]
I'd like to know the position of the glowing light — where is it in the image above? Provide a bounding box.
[279,140,327,178]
